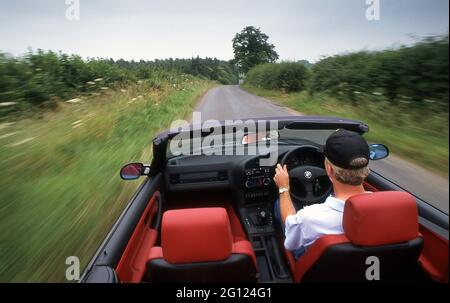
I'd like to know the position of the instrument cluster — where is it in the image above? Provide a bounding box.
[284,149,324,169]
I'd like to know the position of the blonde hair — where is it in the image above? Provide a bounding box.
[325,157,369,186]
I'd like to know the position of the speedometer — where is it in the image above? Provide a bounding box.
[285,149,324,169]
[286,157,300,168]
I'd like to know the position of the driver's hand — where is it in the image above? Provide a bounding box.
[274,164,290,189]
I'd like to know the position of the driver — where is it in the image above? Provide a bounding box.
[273,129,371,259]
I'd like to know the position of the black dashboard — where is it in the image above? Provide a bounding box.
[164,144,325,205]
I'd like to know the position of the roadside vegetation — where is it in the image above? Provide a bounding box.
[244,62,309,92]
[0,50,236,117]
[242,35,449,177]
[114,57,238,86]
[0,52,215,281]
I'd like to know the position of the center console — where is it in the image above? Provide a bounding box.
[240,204,292,283]
[241,204,275,234]
[239,167,293,282]
[242,166,273,200]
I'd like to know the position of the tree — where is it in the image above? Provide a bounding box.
[232,26,279,73]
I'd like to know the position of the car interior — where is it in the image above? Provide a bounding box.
[81,119,449,283]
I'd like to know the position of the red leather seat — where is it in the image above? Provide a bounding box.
[145,207,257,282]
[293,191,428,282]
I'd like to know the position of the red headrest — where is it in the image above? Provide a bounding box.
[161,207,233,264]
[343,191,419,246]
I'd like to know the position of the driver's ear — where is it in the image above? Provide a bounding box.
[325,160,333,179]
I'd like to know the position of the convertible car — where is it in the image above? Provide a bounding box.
[80,116,449,283]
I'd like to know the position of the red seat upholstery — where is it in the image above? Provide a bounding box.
[293,191,427,282]
[163,201,248,242]
[343,191,419,246]
[145,207,257,282]
[162,208,234,263]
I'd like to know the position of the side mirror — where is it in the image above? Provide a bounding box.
[369,144,389,161]
[120,163,151,180]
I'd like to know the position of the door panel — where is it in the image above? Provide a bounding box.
[363,181,380,192]
[419,224,449,282]
[116,192,161,282]
[81,173,163,283]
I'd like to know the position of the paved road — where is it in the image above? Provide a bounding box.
[195,85,449,213]
[196,85,300,120]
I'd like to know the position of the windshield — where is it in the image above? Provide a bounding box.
[166,128,337,159]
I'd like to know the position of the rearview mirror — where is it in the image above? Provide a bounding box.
[242,130,279,145]
[369,144,389,161]
[120,163,150,180]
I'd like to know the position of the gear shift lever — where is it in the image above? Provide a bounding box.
[259,210,268,225]
[251,209,269,226]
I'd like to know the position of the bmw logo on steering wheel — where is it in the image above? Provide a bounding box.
[304,170,313,179]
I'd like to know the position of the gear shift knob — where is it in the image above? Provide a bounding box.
[257,210,268,225]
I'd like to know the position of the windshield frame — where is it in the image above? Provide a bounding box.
[163,116,369,160]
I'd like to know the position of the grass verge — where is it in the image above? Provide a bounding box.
[0,76,215,282]
[242,84,449,178]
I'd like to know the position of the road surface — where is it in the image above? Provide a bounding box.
[196,84,300,119]
[195,85,449,213]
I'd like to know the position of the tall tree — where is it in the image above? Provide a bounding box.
[232,26,279,73]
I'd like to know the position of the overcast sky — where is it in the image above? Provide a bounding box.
[0,0,448,62]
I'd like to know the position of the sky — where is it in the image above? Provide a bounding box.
[0,0,448,62]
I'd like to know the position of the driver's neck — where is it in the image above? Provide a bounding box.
[332,182,366,202]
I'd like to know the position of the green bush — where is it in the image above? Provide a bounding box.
[308,35,449,107]
[0,51,238,116]
[113,56,238,85]
[244,62,309,92]
[0,50,131,112]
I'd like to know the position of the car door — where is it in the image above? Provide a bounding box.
[80,173,164,283]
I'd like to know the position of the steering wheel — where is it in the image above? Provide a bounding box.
[280,146,333,205]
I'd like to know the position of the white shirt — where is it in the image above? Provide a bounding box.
[284,196,345,251]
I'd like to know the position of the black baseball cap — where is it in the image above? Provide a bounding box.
[324,129,370,169]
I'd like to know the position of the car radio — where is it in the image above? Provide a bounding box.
[170,170,228,184]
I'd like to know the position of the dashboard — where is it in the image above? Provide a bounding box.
[164,144,325,206]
